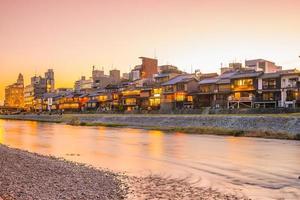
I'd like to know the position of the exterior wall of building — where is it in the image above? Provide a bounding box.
[280,74,300,107]
[140,57,158,79]
[74,76,93,92]
[45,69,55,92]
[4,74,24,108]
[109,69,121,83]
[23,69,55,110]
[245,59,281,73]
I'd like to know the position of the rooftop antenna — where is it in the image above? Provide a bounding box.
[92,65,95,71]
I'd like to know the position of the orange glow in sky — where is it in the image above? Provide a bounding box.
[1,0,300,103]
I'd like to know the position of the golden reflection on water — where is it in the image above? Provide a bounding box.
[1,119,300,200]
[225,136,256,166]
[148,130,163,158]
[0,120,4,143]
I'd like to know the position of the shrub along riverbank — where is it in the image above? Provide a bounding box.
[1,113,300,140]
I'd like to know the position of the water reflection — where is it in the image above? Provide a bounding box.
[0,119,300,199]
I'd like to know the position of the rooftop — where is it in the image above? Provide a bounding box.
[161,74,195,86]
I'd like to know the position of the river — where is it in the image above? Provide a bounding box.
[0,119,299,199]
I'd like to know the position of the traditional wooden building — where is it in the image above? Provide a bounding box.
[160,74,198,110]
[254,72,281,108]
[194,71,236,108]
[228,70,263,108]
[59,93,82,111]
[149,87,162,110]
[279,70,300,108]
[121,88,141,111]
[86,90,110,111]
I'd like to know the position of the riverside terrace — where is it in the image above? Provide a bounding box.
[18,68,300,113]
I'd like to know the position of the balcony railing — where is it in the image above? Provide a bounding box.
[228,96,254,101]
[232,85,255,91]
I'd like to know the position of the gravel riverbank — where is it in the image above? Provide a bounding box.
[0,145,248,200]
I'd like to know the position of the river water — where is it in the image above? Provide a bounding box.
[0,119,299,199]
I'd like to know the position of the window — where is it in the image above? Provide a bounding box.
[150,98,160,106]
[262,92,274,101]
[125,98,136,105]
[263,79,276,89]
[199,85,214,93]
[234,79,253,86]
[98,95,107,102]
[175,93,185,102]
[177,83,185,91]
[287,91,299,101]
[287,78,298,87]
[164,85,174,92]
[218,84,231,92]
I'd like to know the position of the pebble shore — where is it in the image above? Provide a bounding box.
[0,145,248,200]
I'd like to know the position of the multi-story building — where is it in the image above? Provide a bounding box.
[228,70,263,108]
[195,71,236,108]
[92,66,115,89]
[279,69,300,108]
[130,65,142,81]
[129,57,158,81]
[74,76,93,92]
[4,73,24,108]
[122,73,129,80]
[121,87,141,111]
[255,72,282,108]
[154,65,183,84]
[245,59,282,73]
[139,57,158,79]
[160,74,198,110]
[24,69,55,110]
[109,69,121,83]
[45,69,55,92]
[221,62,243,74]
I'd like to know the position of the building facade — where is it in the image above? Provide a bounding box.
[4,73,24,108]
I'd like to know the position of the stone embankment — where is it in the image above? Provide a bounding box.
[1,113,300,138]
[0,145,247,200]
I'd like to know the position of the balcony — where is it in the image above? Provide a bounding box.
[232,85,255,92]
[228,96,253,102]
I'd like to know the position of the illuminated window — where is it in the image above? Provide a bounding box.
[200,85,214,93]
[125,98,136,105]
[175,93,185,102]
[234,79,253,86]
[150,98,160,106]
[98,95,107,102]
[122,90,140,96]
[218,84,231,92]
[263,79,276,89]
[262,92,274,101]
[112,94,119,100]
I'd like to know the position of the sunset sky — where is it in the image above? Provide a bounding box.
[1,0,300,104]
